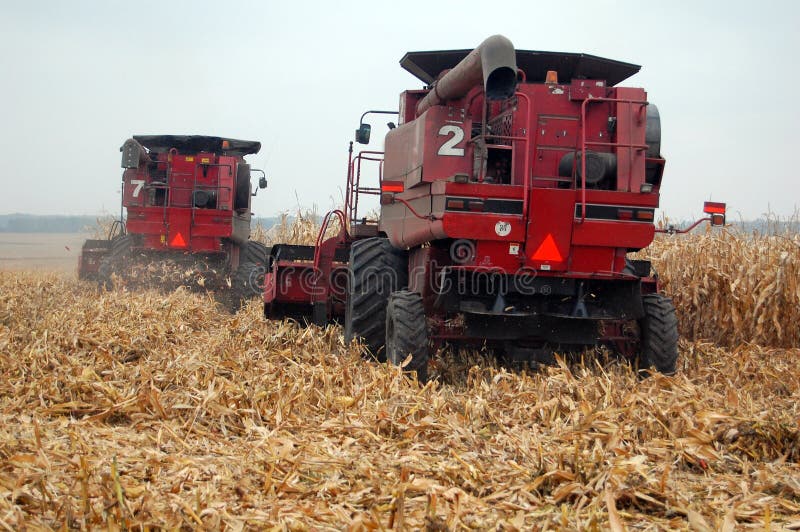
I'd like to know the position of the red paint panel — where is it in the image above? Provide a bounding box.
[126,219,167,236]
[122,168,147,208]
[385,104,473,190]
[570,246,616,274]
[441,213,525,241]
[524,189,574,271]
[383,117,426,187]
[474,240,521,270]
[191,224,230,238]
[443,182,524,200]
[572,220,654,248]
[263,271,277,303]
[167,208,191,249]
[580,189,660,208]
[268,263,316,304]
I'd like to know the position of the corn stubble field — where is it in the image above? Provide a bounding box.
[1,219,799,530]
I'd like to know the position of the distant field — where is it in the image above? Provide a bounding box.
[0,232,88,272]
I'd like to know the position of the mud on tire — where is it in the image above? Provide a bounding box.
[344,237,408,361]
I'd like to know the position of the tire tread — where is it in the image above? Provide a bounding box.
[386,290,429,382]
[638,293,679,375]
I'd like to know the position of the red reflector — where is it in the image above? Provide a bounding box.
[446,199,464,210]
[381,181,404,193]
[468,200,484,212]
[170,232,187,247]
[531,234,564,262]
[636,210,654,220]
[703,201,726,215]
[617,209,633,220]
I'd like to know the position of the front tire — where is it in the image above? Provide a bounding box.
[637,293,679,375]
[385,290,429,382]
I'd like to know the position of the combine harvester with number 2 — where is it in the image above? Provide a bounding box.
[263,35,725,380]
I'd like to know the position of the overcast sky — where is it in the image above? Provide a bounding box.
[1,0,797,221]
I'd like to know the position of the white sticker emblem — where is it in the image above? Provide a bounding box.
[509,243,519,255]
[495,221,511,237]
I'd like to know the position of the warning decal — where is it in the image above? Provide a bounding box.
[530,234,563,262]
[170,232,187,247]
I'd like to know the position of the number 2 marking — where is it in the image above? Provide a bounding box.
[437,125,465,156]
[131,179,145,197]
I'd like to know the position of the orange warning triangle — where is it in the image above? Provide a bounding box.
[531,234,563,262]
[170,232,187,247]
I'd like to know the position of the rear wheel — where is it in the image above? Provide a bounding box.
[637,293,679,375]
[344,237,407,361]
[386,290,429,382]
[98,234,134,289]
[243,241,268,265]
[232,261,266,301]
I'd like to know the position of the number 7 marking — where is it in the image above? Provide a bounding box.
[131,179,145,197]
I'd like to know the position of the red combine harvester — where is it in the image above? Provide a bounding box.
[79,135,269,300]
[263,36,725,380]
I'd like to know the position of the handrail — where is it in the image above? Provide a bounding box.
[136,183,234,209]
[344,142,354,228]
[655,216,713,235]
[515,92,532,221]
[464,91,531,215]
[579,97,648,223]
[312,209,347,273]
[348,150,384,226]
[163,158,171,230]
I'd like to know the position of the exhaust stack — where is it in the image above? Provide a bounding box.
[416,34,517,117]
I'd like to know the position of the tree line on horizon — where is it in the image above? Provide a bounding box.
[0,214,281,233]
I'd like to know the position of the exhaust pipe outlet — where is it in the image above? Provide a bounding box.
[416,34,517,117]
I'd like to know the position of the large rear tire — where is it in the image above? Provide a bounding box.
[97,234,134,289]
[243,241,268,265]
[232,261,266,301]
[386,290,429,382]
[637,293,679,375]
[344,237,407,361]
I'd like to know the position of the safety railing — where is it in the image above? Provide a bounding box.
[467,92,532,219]
[345,146,384,228]
[578,97,649,223]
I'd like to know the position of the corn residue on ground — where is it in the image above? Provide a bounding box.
[1,267,798,529]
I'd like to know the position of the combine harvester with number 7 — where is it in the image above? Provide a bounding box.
[79,135,270,301]
[263,36,725,380]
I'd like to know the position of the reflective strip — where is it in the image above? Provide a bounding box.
[574,204,655,222]
[445,197,523,214]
